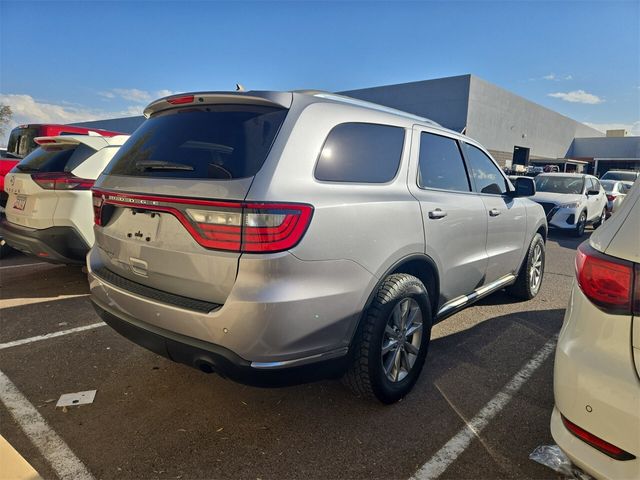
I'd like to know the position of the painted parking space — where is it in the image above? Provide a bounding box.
[0,233,583,479]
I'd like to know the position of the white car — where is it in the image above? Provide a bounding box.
[532,173,608,237]
[600,179,632,215]
[600,169,639,184]
[0,134,129,264]
[551,180,640,480]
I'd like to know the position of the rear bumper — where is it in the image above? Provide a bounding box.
[92,301,349,387]
[87,247,375,382]
[0,218,89,264]
[552,285,640,479]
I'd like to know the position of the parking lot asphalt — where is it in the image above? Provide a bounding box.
[0,232,586,480]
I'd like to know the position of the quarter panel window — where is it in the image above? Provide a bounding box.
[462,143,508,195]
[417,133,470,192]
[314,123,404,183]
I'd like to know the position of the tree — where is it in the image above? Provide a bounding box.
[0,104,12,138]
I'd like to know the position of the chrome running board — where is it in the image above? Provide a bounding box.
[436,273,517,319]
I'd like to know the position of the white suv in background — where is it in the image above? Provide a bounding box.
[532,173,608,237]
[551,180,640,479]
[0,134,129,264]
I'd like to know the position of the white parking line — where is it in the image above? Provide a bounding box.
[0,369,94,479]
[0,323,106,351]
[410,335,558,480]
[0,262,52,270]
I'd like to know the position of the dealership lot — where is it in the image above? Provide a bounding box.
[1,233,582,480]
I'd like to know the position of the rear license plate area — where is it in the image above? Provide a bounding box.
[123,209,161,242]
[13,195,27,211]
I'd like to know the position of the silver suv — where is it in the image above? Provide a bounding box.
[88,91,547,403]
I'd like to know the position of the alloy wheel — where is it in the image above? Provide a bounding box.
[381,298,423,382]
[529,243,543,293]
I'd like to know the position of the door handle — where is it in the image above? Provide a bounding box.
[428,209,447,219]
[489,208,501,217]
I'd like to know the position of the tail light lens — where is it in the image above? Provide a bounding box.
[32,172,95,191]
[92,190,313,253]
[606,194,616,202]
[575,242,636,314]
[561,415,635,460]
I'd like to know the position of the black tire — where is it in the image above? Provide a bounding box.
[573,211,587,237]
[506,233,545,300]
[593,207,606,229]
[342,273,432,404]
[0,240,13,259]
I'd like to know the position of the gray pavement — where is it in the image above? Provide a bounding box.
[0,231,586,480]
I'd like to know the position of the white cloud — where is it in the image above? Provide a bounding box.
[548,89,604,104]
[584,120,640,136]
[0,93,142,144]
[541,73,572,81]
[99,88,175,103]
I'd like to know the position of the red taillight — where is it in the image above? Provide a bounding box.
[561,415,635,460]
[606,194,616,202]
[32,172,95,191]
[167,95,195,105]
[575,242,635,314]
[92,192,105,226]
[92,190,313,253]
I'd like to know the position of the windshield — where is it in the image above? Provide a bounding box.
[535,176,584,194]
[106,105,288,180]
[6,127,39,159]
[15,144,96,173]
[601,171,638,182]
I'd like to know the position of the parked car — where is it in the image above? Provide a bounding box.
[551,180,640,480]
[600,169,639,183]
[532,173,608,237]
[87,90,547,403]
[0,124,124,258]
[0,134,129,264]
[600,179,632,216]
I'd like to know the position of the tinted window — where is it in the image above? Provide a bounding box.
[106,105,288,180]
[315,123,404,183]
[418,133,470,191]
[462,143,508,194]
[591,179,601,191]
[6,127,39,158]
[14,144,96,173]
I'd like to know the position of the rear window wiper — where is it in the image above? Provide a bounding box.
[15,164,38,172]
[135,160,194,171]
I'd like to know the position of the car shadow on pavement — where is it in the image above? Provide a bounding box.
[0,306,565,480]
[0,264,88,301]
[547,229,591,250]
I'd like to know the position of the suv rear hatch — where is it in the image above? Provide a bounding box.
[92,93,293,305]
[5,137,103,229]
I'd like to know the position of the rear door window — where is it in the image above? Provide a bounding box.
[106,105,288,180]
[314,123,404,183]
[461,143,508,195]
[14,144,96,173]
[418,132,470,192]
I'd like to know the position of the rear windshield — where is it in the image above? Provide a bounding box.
[14,144,96,173]
[601,171,638,182]
[105,105,288,180]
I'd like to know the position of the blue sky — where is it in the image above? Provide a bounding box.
[1,0,638,143]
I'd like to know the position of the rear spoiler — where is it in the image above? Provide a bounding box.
[143,91,293,117]
[34,134,129,148]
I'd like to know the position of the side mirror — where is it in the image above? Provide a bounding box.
[587,189,600,196]
[510,176,536,197]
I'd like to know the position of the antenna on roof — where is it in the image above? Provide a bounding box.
[235,83,246,92]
